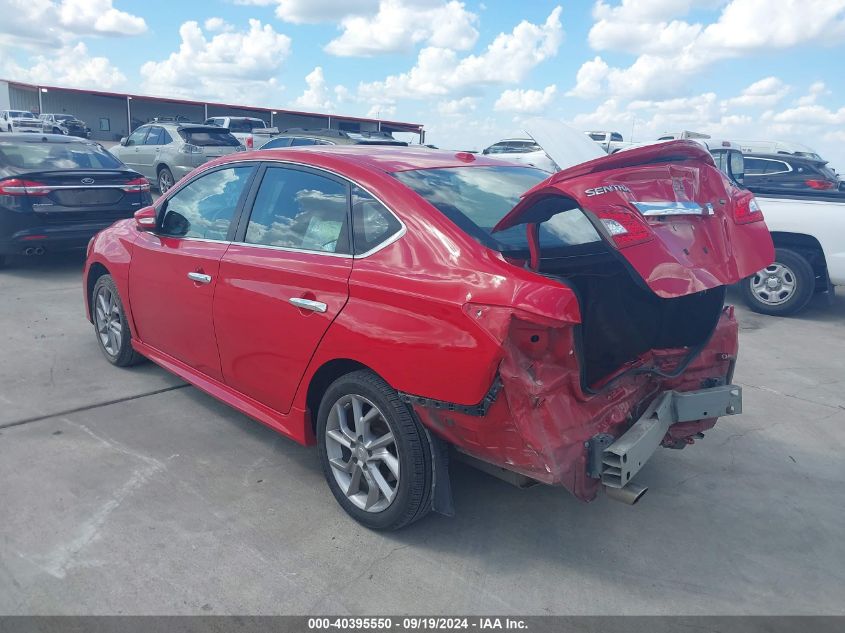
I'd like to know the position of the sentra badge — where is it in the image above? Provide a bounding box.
[585,184,631,197]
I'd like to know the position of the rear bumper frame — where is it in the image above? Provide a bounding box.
[600,385,742,488]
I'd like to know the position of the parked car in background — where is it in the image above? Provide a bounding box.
[742,153,841,196]
[733,139,823,160]
[0,134,151,268]
[151,115,193,124]
[585,130,633,153]
[258,128,408,149]
[1,110,42,133]
[110,123,243,193]
[655,130,711,141]
[39,113,92,138]
[84,139,770,528]
[481,138,557,172]
[204,116,270,150]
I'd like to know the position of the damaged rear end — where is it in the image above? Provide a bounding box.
[410,141,774,503]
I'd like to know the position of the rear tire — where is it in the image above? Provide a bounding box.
[741,248,815,316]
[92,274,144,367]
[316,370,433,530]
[157,166,174,193]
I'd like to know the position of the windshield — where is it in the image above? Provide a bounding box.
[178,129,241,147]
[54,114,75,121]
[0,140,124,170]
[10,111,36,119]
[393,166,602,253]
[227,119,265,133]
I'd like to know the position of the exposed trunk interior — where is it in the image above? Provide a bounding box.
[538,244,726,388]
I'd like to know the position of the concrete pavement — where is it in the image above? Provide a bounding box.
[1,252,843,615]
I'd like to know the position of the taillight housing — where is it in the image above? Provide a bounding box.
[804,179,835,190]
[179,144,203,154]
[0,178,50,196]
[733,192,764,224]
[246,136,253,149]
[122,177,151,193]
[598,209,654,248]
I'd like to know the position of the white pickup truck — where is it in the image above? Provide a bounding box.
[203,116,276,150]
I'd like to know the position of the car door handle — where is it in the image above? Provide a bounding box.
[289,297,327,313]
[187,272,212,284]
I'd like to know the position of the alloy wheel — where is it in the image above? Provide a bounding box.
[750,263,797,306]
[94,285,123,356]
[159,170,173,193]
[324,393,400,513]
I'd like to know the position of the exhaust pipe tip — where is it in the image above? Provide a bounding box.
[605,482,648,505]
[34,247,45,255]
[23,247,35,256]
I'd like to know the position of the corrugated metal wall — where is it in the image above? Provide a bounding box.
[128,99,205,130]
[41,90,127,141]
[9,85,38,112]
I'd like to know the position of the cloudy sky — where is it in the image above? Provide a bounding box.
[1,0,844,168]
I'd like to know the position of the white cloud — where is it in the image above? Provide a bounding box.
[0,0,147,48]
[567,56,609,98]
[723,76,790,108]
[494,85,556,113]
[0,42,126,90]
[204,17,233,32]
[236,0,379,24]
[366,104,397,119]
[358,7,563,100]
[325,0,479,56]
[291,67,334,111]
[140,20,291,105]
[797,81,829,106]
[571,0,845,100]
[437,97,479,116]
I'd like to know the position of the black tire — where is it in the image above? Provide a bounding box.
[157,166,174,193]
[316,370,433,530]
[91,274,144,367]
[741,248,815,316]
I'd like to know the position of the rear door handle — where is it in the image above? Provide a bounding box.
[187,272,212,284]
[289,297,327,313]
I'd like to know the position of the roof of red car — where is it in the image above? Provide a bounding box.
[234,145,518,173]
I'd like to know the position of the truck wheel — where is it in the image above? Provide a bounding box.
[741,248,815,316]
[316,370,433,530]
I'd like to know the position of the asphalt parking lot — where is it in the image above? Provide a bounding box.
[1,252,843,615]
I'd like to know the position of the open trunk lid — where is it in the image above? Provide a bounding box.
[494,138,774,298]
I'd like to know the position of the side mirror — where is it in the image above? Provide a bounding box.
[134,206,157,231]
[120,137,128,146]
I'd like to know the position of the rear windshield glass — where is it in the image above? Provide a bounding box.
[0,141,124,170]
[179,129,241,147]
[393,166,602,253]
[227,119,265,133]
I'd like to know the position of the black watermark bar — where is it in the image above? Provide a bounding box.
[0,617,842,633]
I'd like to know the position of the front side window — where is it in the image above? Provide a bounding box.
[351,186,402,254]
[143,126,164,145]
[244,167,350,254]
[125,127,148,146]
[290,137,316,146]
[160,166,256,240]
[261,137,292,149]
[611,133,624,142]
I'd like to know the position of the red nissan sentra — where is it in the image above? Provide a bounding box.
[83,135,773,530]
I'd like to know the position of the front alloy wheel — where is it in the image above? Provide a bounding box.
[92,274,143,367]
[317,370,433,530]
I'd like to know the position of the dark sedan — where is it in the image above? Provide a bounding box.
[0,134,152,268]
[743,153,842,196]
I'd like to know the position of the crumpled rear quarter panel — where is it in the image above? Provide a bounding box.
[413,307,739,501]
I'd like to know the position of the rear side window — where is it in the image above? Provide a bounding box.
[351,186,402,254]
[260,137,292,149]
[243,167,350,254]
[227,119,263,133]
[764,160,790,174]
[179,129,240,147]
[393,166,599,253]
[160,166,255,240]
[611,133,623,142]
[0,141,124,170]
[744,158,767,175]
[290,137,316,146]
